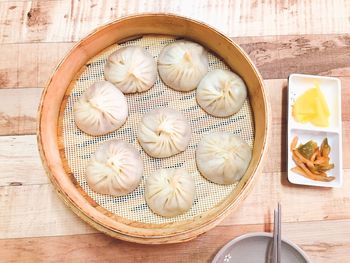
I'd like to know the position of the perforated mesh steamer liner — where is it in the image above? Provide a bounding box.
[61,35,254,224]
[38,14,268,244]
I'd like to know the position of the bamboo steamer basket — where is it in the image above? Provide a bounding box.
[37,14,269,244]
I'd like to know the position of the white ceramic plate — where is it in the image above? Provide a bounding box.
[212,232,311,263]
[287,74,343,187]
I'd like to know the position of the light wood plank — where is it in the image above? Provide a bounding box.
[0,1,350,44]
[1,169,349,239]
[222,169,350,225]
[1,220,350,263]
[0,183,96,239]
[0,121,347,186]
[0,129,275,186]
[0,135,48,186]
[0,43,73,88]
[0,88,42,135]
[1,35,350,89]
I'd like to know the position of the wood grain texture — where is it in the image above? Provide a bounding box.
[1,34,350,89]
[238,34,350,79]
[0,135,48,186]
[0,88,42,135]
[1,220,350,263]
[0,0,350,259]
[0,183,96,239]
[0,43,73,88]
[1,120,348,186]
[0,0,350,44]
[2,167,350,239]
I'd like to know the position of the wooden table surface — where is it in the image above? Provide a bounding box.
[1,1,350,262]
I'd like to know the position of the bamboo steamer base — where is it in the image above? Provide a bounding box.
[38,14,268,244]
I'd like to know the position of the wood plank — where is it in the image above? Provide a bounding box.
[1,34,350,89]
[0,135,48,186]
[0,183,96,239]
[0,88,42,135]
[1,169,349,239]
[222,169,350,226]
[0,43,73,88]
[237,34,350,79]
[0,1,350,44]
[0,122,348,186]
[1,220,350,263]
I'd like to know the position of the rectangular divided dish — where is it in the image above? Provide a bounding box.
[287,74,343,187]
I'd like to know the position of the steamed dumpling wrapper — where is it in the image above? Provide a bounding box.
[196,132,252,185]
[158,40,208,92]
[196,69,247,117]
[74,81,128,136]
[86,139,143,196]
[145,168,195,217]
[104,46,157,93]
[138,108,191,158]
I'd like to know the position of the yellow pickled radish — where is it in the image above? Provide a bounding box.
[292,84,330,127]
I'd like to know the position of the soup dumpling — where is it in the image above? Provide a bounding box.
[145,168,195,217]
[104,46,157,93]
[138,108,191,158]
[196,69,247,117]
[196,132,252,185]
[158,40,208,92]
[86,139,143,196]
[74,81,128,136]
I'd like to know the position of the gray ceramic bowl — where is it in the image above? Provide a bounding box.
[212,232,311,263]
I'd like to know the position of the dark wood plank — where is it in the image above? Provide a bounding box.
[236,34,350,79]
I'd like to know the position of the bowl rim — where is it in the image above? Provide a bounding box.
[37,13,269,244]
[212,232,311,263]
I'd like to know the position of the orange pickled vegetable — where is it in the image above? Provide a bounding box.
[290,136,335,182]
